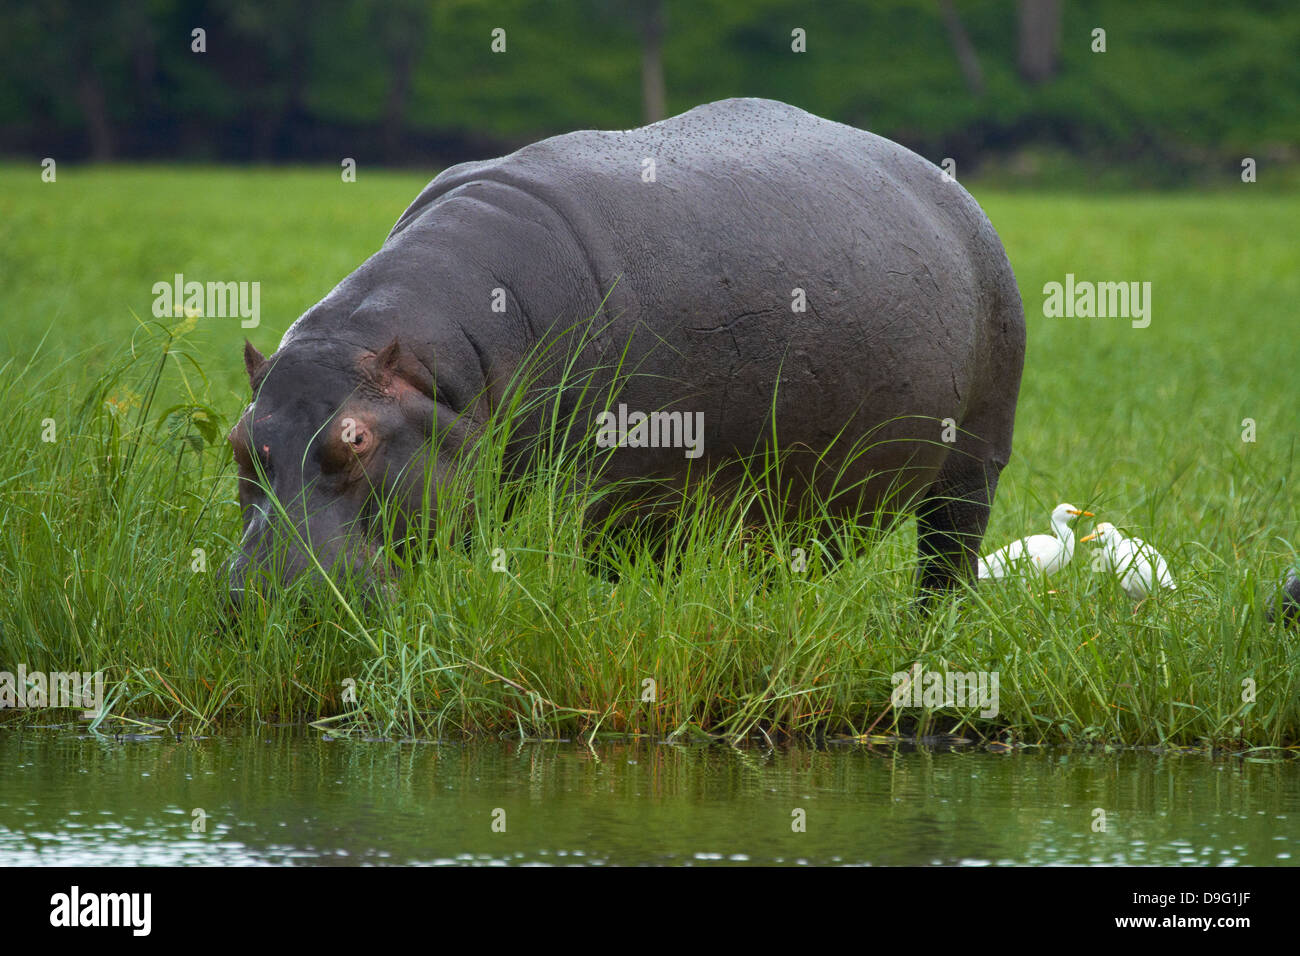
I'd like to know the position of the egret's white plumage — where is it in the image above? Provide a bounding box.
[977,503,1093,579]
[1080,521,1176,600]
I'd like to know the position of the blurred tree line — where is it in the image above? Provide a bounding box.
[1,0,1295,173]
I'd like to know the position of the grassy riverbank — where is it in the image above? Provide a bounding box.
[0,166,1296,747]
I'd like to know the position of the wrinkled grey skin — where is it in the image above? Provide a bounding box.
[227,97,1025,607]
[1266,569,1300,625]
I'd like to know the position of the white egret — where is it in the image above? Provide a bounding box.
[977,503,1093,579]
[1080,521,1176,600]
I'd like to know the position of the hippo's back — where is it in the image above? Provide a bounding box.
[387,97,1024,516]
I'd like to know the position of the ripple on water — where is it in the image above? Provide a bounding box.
[0,733,1296,866]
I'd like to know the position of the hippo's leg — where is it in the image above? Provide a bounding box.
[915,440,1004,603]
[916,272,1023,604]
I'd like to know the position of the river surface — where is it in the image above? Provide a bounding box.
[1,729,1295,865]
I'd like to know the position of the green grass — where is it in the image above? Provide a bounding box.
[0,164,1296,747]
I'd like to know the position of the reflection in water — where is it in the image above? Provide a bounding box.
[0,730,1295,865]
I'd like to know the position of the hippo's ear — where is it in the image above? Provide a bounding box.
[372,337,403,375]
[244,339,268,388]
[363,336,434,399]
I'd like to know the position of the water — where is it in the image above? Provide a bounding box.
[1,729,1295,865]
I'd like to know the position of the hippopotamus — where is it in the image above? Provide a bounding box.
[1267,568,1300,625]
[226,97,1025,607]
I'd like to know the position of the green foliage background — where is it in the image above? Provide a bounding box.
[2,0,1296,173]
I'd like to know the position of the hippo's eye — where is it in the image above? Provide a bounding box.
[231,440,251,470]
[320,417,372,475]
[229,417,272,471]
[338,416,371,453]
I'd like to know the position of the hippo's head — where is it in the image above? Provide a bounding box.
[225,336,449,611]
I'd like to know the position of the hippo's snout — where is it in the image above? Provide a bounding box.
[226,334,435,617]
[224,528,382,614]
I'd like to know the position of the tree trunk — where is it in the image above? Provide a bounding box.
[1017,0,1062,84]
[382,51,415,161]
[938,0,985,96]
[640,0,666,123]
[76,68,114,160]
[377,1,430,162]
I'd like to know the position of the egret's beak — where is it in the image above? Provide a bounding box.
[1080,531,1099,543]
[1068,509,1095,517]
